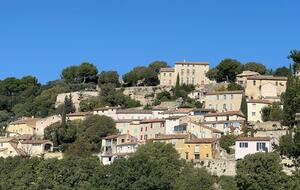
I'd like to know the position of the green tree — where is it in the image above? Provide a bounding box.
[218,176,238,190]
[106,142,184,190]
[236,152,288,190]
[274,66,291,77]
[288,50,300,73]
[174,166,214,190]
[208,59,242,82]
[282,75,300,126]
[227,83,244,91]
[220,134,236,153]
[240,96,248,120]
[242,62,266,75]
[261,106,271,122]
[206,67,219,81]
[61,62,98,84]
[98,70,120,87]
[149,61,169,73]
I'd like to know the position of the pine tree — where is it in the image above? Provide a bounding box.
[174,74,181,98]
[240,96,248,121]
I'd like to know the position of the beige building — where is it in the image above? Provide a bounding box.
[115,119,141,139]
[7,116,61,137]
[245,75,287,101]
[236,70,260,87]
[66,112,92,121]
[101,134,138,165]
[173,121,222,138]
[0,138,24,158]
[159,68,175,86]
[159,62,210,86]
[139,119,166,142]
[203,111,246,135]
[6,118,39,137]
[204,90,244,112]
[18,139,53,156]
[247,99,272,122]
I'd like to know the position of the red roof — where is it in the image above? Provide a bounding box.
[235,136,272,141]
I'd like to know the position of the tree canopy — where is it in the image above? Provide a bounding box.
[242,62,266,75]
[61,62,98,84]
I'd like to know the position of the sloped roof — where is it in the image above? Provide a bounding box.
[206,90,244,95]
[235,136,272,141]
[247,75,287,81]
[206,111,245,118]
[175,62,209,65]
[185,138,220,144]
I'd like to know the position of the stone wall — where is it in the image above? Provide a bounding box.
[121,86,172,106]
[55,91,99,111]
[194,159,237,176]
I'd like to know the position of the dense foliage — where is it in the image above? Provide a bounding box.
[261,102,284,122]
[0,143,217,190]
[236,152,289,190]
[123,61,169,86]
[44,115,117,156]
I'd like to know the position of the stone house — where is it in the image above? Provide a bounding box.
[159,61,210,86]
[100,134,138,165]
[245,75,287,101]
[247,99,272,122]
[204,90,244,112]
[139,119,166,142]
[202,111,246,135]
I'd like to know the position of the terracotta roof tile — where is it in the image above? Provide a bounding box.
[206,90,244,95]
[160,68,175,72]
[206,111,245,117]
[175,62,209,65]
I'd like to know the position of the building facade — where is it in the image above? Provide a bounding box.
[159,62,210,86]
[247,99,272,122]
[235,137,273,160]
[204,90,244,112]
[245,76,287,101]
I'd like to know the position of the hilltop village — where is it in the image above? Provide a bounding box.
[1,51,300,188]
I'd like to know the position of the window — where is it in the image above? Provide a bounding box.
[217,95,219,100]
[252,112,256,116]
[224,95,227,100]
[192,77,195,84]
[253,80,256,86]
[181,69,184,75]
[187,69,190,74]
[276,81,278,86]
[231,94,234,99]
[145,127,147,131]
[0,143,3,147]
[140,127,143,132]
[223,104,227,110]
[195,145,200,153]
[192,69,195,75]
[144,135,148,141]
[108,157,112,162]
[206,154,209,158]
[240,142,248,148]
[163,73,166,76]
[169,73,172,77]
[257,142,266,151]
[226,116,229,121]
[185,152,189,160]
[140,135,143,140]
[194,154,200,160]
[212,124,216,128]
[171,140,177,145]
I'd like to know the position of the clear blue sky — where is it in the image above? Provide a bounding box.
[0,1,299,83]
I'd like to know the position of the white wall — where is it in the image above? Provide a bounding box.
[235,140,272,160]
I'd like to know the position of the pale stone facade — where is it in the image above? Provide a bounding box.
[159,68,175,86]
[245,76,287,101]
[159,62,210,86]
[247,99,272,122]
[203,111,246,134]
[204,91,243,112]
[236,70,260,87]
